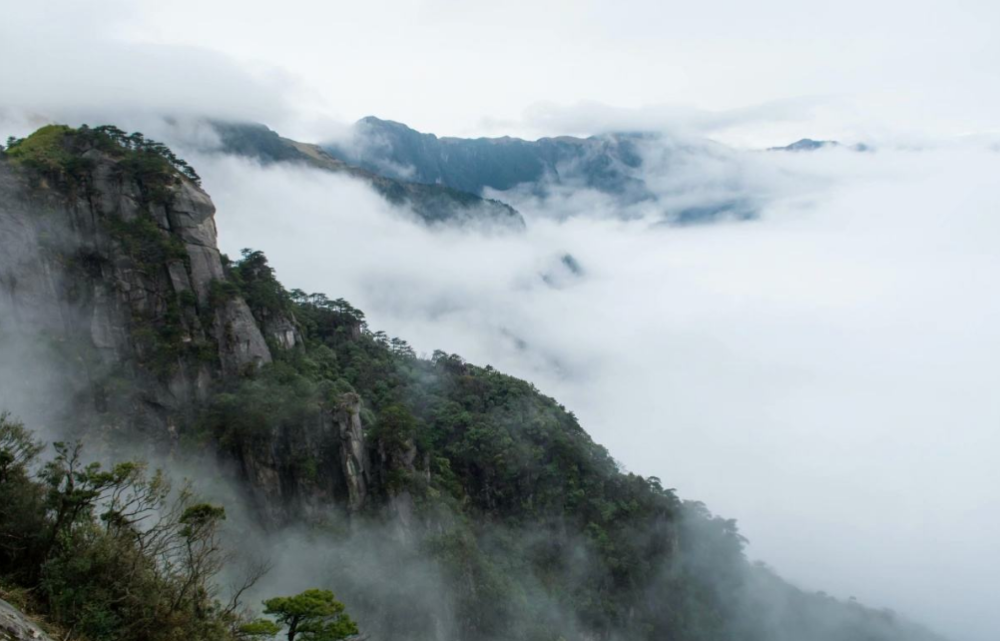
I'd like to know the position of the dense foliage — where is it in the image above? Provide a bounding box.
[193,250,937,641]
[0,413,246,640]
[244,589,358,641]
[0,413,362,641]
[3,124,199,201]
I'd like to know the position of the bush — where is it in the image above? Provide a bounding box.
[0,415,259,641]
[3,124,200,203]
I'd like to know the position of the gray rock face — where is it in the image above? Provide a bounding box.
[336,392,370,512]
[374,430,426,541]
[0,599,54,641]
[0,141,403,530]
[0,152,270,441]
[234,409,346,525]
[263,313,300,350]
[213,298,272,377]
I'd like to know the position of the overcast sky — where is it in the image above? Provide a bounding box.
[2,2,999,640]
[4,0,1000,145]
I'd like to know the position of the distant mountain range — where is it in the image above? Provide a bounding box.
[210,121,525,229]
[322,116,651,200]
[768,138,872,152]
[209,119,866,229]
[319,117,776,224]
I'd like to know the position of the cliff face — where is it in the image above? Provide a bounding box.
[0,129,356,527]
[0,146,267,432]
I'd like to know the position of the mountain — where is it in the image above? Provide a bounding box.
[321,117,766,224]
[323,116,651,200]
[769,138,872,152]
[0,125,947,641]
[210,121,525,229]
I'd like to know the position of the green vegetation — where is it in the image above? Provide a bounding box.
[3,125,84,178]
[106,213,189,268]
[3,125,214,378]
[2,125,208,378]
[0,412,362,641]
[188,250,934,641]
[243,589,359,641]
[0,412,240,640]
[103,215,200,376]
[197,252,728,639]
[3,124,199,202]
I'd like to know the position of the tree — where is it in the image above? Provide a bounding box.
[0,413,46,574]
[0,411,43,482]
[243,589,359,641]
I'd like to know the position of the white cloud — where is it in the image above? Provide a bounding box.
[0,2,295,135]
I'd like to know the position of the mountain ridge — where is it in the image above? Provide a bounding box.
[321,116,768,224]
[209,121,526,229]
[323,115,651,200]
[768,138,872,152]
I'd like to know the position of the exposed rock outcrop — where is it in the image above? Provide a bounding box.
[0,143,271,440]
[0,132,396,530]
[234,410,345,525]
[0,599,54,641]
[336,392,370,513]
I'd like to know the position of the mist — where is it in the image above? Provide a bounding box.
[157,141,999,641]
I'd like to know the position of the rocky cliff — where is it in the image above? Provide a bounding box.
[0,125,356,526]
[0,127,269,434]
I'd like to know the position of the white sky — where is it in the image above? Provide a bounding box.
[4,0,1000,145]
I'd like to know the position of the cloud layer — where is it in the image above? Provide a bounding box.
[181,142,1000,641]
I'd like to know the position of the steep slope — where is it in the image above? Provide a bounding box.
[0,124,282,444]
[0,125,947,641]
[209,121,525,229]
